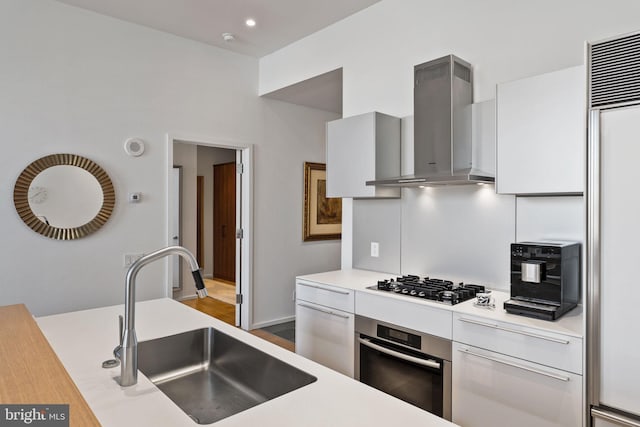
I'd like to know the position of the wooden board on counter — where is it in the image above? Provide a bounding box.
[0,304,101,426]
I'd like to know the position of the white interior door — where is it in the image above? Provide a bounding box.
[172,166,182,289]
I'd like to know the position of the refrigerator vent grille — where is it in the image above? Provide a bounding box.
[590,32,640,108]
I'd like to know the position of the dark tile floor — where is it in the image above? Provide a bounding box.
[260,321,295,343]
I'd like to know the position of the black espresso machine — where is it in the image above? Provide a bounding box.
[504,241,581,321]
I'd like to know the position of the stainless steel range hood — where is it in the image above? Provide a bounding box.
[367,55,495,187]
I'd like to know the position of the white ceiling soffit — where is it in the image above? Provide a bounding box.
[263,69,343,114]
[54,0,382,58]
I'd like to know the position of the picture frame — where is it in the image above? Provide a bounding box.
[303,162,342,241]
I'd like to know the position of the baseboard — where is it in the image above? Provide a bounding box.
[203,274,213,279]
[251,315,295,330]
[174,293,197,301]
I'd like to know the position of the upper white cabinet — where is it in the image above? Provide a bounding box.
[326,112,400,198]
[496,66,585,195]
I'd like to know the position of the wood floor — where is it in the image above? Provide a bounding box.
[181,297,295,352]
[182,296,235,325]
[203,278,236,305]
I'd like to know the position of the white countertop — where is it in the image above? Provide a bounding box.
[36,298,456,427]
[296,268,397,291]
[451,289,583,338]
[297,269,583,338]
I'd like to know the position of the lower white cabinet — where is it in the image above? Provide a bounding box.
[295,280,355,377]
[452,312,583,426]
[452,342,582,427]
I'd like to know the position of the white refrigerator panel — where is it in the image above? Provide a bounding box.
[600,106,640,417]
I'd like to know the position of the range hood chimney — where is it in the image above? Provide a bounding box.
[367,55,495,187]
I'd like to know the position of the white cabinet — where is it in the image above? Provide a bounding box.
[295,279,355,377]
[452,313,583,427]
[496,65,585,195]
[453,313,582,374]
[453,342,582,427]
[326,112,400,199]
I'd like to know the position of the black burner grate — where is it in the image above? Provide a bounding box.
[375,276,485,305]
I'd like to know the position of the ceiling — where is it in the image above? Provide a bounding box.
[55,0,381,58]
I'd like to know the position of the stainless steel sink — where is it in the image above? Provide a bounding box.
[137,327,317,424]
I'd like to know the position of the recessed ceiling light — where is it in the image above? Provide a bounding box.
[245,18,256,27]
[222,32,235,42]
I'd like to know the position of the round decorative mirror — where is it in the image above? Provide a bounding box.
[13,154,115,240]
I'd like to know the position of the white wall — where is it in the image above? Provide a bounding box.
[253,99,341,327]
[261,0,640,110]
[259,0,640,288]
[0,0,341,322]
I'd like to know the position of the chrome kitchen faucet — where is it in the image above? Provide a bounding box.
[114,246,208,387]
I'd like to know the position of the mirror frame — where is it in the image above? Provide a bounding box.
[13,153,116,240]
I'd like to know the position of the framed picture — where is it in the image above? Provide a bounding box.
[303,162,342,241]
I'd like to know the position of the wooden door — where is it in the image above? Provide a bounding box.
[213,162,236,282]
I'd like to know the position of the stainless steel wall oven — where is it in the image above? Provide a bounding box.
[354,316,452,420]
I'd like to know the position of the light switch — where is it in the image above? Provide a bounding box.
[370,242,379,258]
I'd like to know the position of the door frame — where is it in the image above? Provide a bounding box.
[171,166,183,290]
[166,134,253,330]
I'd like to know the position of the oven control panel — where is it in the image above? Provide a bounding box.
[378,324,421,349]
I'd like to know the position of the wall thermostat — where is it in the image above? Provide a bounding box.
[124,138,145,157]
[129,192,142,203]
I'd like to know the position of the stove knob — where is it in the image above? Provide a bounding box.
[401,289,409,294]
[410,290,417,296]
[418,291,426,297]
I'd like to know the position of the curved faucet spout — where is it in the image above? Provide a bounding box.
[117,246,207,387]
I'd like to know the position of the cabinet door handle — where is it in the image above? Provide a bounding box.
[299,282,350,295]
[592,407,640,427]
[297,302,350,319]
[458,317,570,344]
[458,347,570,382]
[358,337,441,370]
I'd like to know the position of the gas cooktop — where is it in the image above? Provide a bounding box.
[368,275,486,305]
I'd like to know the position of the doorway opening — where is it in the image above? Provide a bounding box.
[167,135,252,330]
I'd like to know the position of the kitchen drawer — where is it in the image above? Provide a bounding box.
[453,342,582,427]
[453,313,582,374]
[296,279,355,313]
[356,291,452,339]
[295,300,355,377]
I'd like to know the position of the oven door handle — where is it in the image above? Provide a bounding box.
[358,337,441,370]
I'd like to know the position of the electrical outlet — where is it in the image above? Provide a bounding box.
[370,242,380,258]
[123,253,144,268]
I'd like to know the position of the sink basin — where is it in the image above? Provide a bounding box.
[137,327,317,424]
